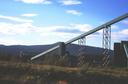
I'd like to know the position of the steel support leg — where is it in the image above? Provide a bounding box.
[102,26,111,66]
[77,37,87,66]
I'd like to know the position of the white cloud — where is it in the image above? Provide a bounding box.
[0,22,40,45]
[0,20,127,46]
[0,22,93,45]
[66,10,82,15]
[36,25,127,46]
[0,38,23,45]
[111,25,119,30]
[35,24,93,43]
[0,37,35,45]
[21,13,38,17]
[121,20,128,25]
[111,29,128,42]
[0,22,34,35]
[120,29,128,35]
[60,0,82,5]
[71,24,93,32]
[15,0,52,4]
[0,15,33,23]
[36,24,93,34]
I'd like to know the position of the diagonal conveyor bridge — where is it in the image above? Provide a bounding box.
[31,13,128,61]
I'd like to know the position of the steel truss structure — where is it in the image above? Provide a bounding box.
[102,26,111,66]
[31,13,128,66]
[77,37,86,66]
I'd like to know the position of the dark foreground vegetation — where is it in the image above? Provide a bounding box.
[0,45,127,84]
[0,61,128,84]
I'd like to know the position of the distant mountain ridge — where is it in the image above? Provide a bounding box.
[0,43,113,58]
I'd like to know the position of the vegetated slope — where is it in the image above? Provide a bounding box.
[66,44,113,56]
[0,43,113,58]
[0,43,113,66]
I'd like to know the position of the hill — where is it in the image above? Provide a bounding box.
[0,43,113,66]
[0,43,113,57]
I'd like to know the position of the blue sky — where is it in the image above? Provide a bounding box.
[0,0,128,49]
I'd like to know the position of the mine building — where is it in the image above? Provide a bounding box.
[113,41,128,67]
